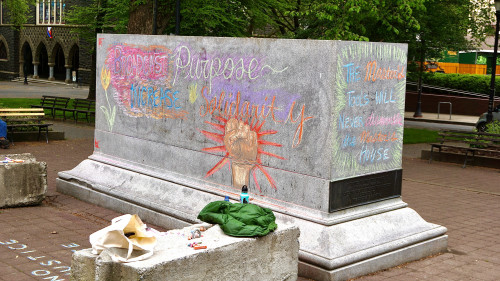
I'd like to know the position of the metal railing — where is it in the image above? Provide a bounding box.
[406,81,500,101]
[437,102,452,120]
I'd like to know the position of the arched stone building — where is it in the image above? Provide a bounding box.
[0,1,92,84]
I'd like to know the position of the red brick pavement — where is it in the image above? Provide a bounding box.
[1,139,499,280]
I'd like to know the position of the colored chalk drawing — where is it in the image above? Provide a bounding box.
[102,41,316,192]
[100,66,116,131]
[200,116,284,192]
[104,44,188,120]
[333,43,406,177]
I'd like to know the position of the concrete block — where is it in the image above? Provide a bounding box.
[71,223,299,281]
[0,153,47,207]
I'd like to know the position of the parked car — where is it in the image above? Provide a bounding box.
[476,104,500,131]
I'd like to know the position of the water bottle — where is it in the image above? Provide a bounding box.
[240,185,249,204]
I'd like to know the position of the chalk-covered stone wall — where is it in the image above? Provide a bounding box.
[94,35,406,213]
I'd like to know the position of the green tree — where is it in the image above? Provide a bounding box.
[3,0,35,29]
[160,0,291,37]
[400,0,493,63]
[269,0,425,40]
[5,0,496,99]
[65,0,135,99]
[393,0,494,115]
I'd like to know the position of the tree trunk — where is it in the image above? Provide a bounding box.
[128,0,154,34]
[128,0,173,35]
[87,47,96,100]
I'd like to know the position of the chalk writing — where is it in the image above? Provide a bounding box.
[105,44,186,121]
[341,134,356,148]
[347,91,369,107]
[0,238,83,280]
[130,83,181,109]
[172,45,288,94]
[359,130,398,143]
[359,145,390,163]
[110,44,173,80]
[343,63,361,84]
[375,89,396,104]
[199,87,313,148]
[365,113,403,127]
[338,113,363,129]
[364,60,406,82]
[333,43,406,176]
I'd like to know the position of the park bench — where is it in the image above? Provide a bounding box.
[429,130,500,168]
[31,95,71,119]
[0,108,53,144]
[61,98,96,123]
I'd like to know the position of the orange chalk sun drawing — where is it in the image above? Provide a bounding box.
[199,116,284,192]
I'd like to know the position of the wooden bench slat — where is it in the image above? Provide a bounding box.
[1,108,52,143]
[0,108,44,112]
[0,113,46,116]
[30,96,71,119]
[61,98,96,123]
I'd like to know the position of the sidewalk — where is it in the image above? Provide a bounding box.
[0,80,88,99]
[0,121,498,281]
[404,111,478,126]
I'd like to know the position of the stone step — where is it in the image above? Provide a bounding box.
[11,77,73,86]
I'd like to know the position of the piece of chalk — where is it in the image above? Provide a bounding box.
[194,246,207,250]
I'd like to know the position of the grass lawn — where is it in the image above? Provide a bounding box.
[0,98,40,108]
[403,128,439,144]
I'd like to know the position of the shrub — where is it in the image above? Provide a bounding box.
[407,72,499,96]
[486,120,500,134]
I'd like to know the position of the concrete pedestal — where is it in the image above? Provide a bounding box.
[1,153,47,207]
[58,160,447,281]
[71,224,300,281]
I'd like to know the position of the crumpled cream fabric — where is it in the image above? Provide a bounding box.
[89,214,157,262]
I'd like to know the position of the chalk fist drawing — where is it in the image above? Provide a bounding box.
[224,118,258,187]
[200,115,284,192]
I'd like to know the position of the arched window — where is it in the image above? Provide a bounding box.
[37,0,65,25]
[0,40,7,60]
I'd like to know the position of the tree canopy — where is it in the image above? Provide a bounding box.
[4,0,497,98]
[7,0,495,52]
[3,0,35,29]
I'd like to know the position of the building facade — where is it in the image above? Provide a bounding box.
[0,0,92,84]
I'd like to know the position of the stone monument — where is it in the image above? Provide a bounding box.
[58,35,447,280]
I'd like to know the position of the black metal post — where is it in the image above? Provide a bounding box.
[488,11,500,123]
[23,60,28,85]
[175,0,180,35]
[152,0,158,35]
[414,39,425,117]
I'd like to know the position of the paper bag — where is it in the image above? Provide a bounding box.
[89,214,157,262]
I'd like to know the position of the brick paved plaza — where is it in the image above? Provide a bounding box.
[0,121,499,280]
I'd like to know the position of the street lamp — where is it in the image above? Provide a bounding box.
[152,0,157,35]
[488,0,500,123]
[175,0,180,35]
[413,36,425,118]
